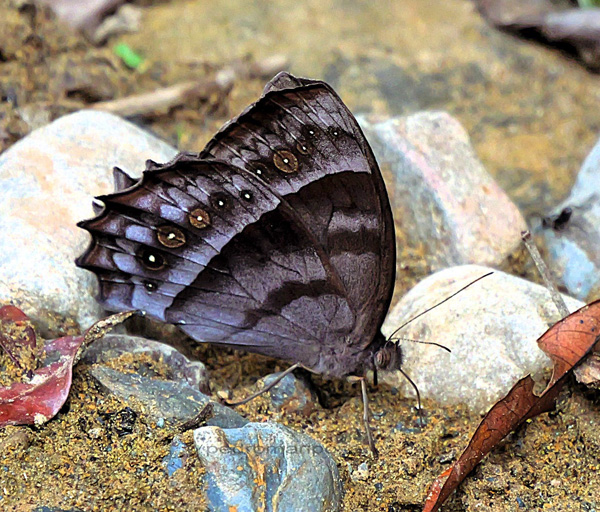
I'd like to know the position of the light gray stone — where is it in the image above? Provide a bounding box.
[542,136,600,301]
[89,366,246,429]
[82,334,210,394]
[194,422,342,512]
[0,110,177,335]
[359,112,527,271]
[381,265,583,414]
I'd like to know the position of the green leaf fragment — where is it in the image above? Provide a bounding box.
[113,43,144,69]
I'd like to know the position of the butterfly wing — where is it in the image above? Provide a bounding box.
[77,73,395,377]
[202,72,396,346]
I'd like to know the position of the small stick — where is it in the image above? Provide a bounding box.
[178,403,214,433]
[91,55,289,118]
[224,363,300,407]
[75,310,137,363]
[521,230,569,318]
[177,54,288,78]
[91,76,233,117]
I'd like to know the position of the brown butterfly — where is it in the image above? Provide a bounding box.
[77,72,400,454]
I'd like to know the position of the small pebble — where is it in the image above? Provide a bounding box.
[351,462,370,482]
[260,371,318,416]
[0,428,30,452]
[216,389,232,401]
[438,451,456,464]
[87,428,103,440]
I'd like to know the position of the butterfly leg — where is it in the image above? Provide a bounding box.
[360,377,379,458]
[398,367,424,428]
[348,375,379,458]
[223,363,301,406]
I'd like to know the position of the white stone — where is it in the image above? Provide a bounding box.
[0,110,177,334]
[381,264,584,414]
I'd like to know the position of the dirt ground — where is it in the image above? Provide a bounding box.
[2,1,600,511]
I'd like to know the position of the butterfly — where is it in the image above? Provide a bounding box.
[76,72,400,455]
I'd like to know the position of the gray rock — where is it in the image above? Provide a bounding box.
[0,110,177,335]
[542,137,600,301]
[91,4,143,45]
[381,265,583,414]
[163,435,188,477]
[89,366,246,428]
[260,371,318,416]
[83,334,210,394]
[194,422,342,512]
[359,112,527,271]
[37,0,127,32]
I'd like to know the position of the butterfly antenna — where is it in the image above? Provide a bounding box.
[390,337,451,353]
[388,271,493,341]
[398,367,424,427]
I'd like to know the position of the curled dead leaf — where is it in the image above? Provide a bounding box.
[423,300,600,512]
[0,308,136,428]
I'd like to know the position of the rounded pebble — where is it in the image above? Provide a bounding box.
[359,112,527,271]
[0,110,177,334]
[382,264,583,413]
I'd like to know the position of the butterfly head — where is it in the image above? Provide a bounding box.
[373,333,403,372]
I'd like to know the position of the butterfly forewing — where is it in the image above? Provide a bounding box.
[202,72,395,349]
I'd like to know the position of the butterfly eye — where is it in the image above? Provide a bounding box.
[157,226,186,248]
[374,348,391,369]
[240,190,253,202]
[189,207,211,229]
[140,248,166,271]
[212,193,230,210]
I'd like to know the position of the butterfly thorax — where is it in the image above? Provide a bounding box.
[308,330,400,379]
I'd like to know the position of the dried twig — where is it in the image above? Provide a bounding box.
[90,55,289,118]
[521,230,570,318]
[90,75,232,117]
[177,403,214,433]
